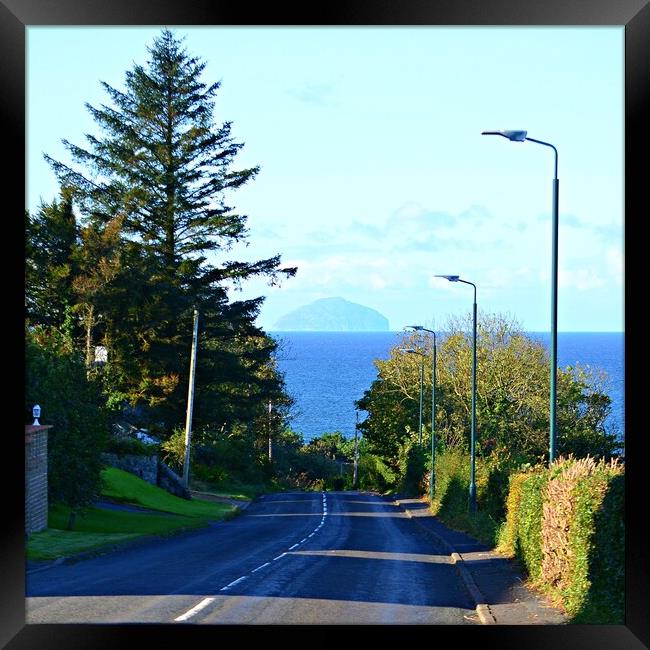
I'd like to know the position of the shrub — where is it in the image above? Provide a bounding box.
[513,470,548,581]
[357,453,397,492]
[497,472,528,554]
[160,427,187,473]
[498,456,624,623]
[397,442,428,496]
[25,327,109,526]
[105,436,158,457]
[540,456,624,621]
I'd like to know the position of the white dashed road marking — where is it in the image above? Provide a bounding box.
[174,597,216,621]
[175,491,330,622]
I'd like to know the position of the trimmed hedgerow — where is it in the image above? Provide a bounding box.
[513,470,548,582]
[498,456,624,623]
[497,471,528,554]
[540,456,624,622]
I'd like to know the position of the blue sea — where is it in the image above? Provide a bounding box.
[270,331,624,444]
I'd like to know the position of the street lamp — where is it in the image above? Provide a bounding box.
[398,347,424,446]
[434,274,478,512]
[353,409,360,489]
[482,129,559,464]
[406,325,437,502]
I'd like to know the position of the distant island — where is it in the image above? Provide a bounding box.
[272,297,389,331]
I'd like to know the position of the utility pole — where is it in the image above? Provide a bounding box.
[182,310,199,489]
[353,409,359,489]
[268,400,273,463]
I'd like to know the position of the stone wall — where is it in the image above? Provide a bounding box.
[102,453,158,485]
[158,461,191,500]
[102,452,191,500]
[25,425,51,535]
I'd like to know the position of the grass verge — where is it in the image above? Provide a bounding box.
[27,468,236,562]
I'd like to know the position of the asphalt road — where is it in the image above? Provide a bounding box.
[26,491,478,624]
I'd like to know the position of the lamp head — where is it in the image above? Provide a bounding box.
[32,404,41,426]
[482,130,528,142]
[435,274,460,282]
[405,325,423,331]
[398,347,417,354]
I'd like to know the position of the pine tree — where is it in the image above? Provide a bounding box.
[45,29,296,431]
[25,189,79,330]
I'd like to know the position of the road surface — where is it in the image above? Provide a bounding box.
[27,491,478,624]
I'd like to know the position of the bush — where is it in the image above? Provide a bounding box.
[497,472,528,553]
[105,436,158,457]
[540,456,624,621]
[397,442,428,496]
[25,327,109,524]
[577,471,624,623]
[357,453,397,492]
[513,470,548,581]
[499,456,624,623]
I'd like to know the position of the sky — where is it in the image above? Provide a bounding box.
[27,26,624,332]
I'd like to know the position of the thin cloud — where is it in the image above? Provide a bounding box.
[286,83,336,107]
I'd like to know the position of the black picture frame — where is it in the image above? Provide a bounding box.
[4,1,647,647]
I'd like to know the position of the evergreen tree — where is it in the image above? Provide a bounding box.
[45,29,296,431]
[25,190,79,330]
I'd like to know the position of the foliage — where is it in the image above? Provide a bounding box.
[104,436,158,457]
[357,452,397,493]
[499,456,624,623]
[160,426,188,473]
[397,442,428,496]
[25,325,109,522]
[430,448,500,546]
[38,28,296,443]
[25,191,79,331]
[357,312,618,468]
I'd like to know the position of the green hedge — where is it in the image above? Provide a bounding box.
[499,456,624,622]
[431,448,505,546]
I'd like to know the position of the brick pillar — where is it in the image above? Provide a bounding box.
[25,424,52,536]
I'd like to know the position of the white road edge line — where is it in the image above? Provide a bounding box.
[224,576,248,588]
[252,562,271,573]
[308,532,315,537]
[174,597,216,622]
[289,543,300,550]
[273,553,287,561]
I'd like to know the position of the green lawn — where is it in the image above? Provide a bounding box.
[101,467,235,517]
[27,467,237,561]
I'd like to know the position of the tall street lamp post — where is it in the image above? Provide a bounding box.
[435,275,477,512]
[481,130,559,464]
[406,325,437,502]
[399,347,424,446]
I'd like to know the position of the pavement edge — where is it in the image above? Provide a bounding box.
[394,496,497,625]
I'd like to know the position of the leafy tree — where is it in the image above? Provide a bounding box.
[25,322,108,529]
[44,29,296,431]
[71,214,124,367]
[307,432,354,461]
[358,312,618,471]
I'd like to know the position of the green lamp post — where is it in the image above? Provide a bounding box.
[435,275,478,512]
[482,129,559,464]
